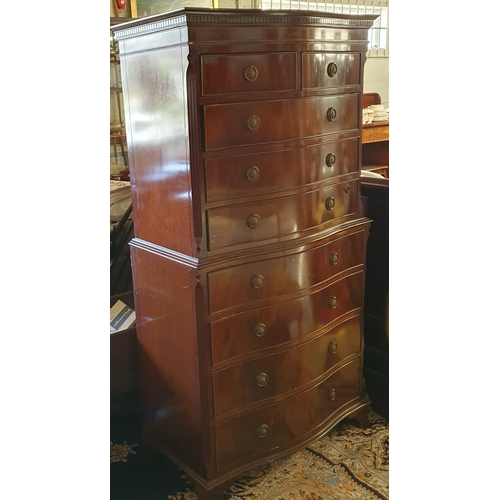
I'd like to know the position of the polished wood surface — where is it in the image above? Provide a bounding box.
[210,288,362,367]
[362,120,389,144]
[112,9,376,498]
[204,137,359,202]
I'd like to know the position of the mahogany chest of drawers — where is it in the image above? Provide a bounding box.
[112,8,377,498]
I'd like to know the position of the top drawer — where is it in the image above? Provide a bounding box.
[201,52,297,96]
[302,52,361,90]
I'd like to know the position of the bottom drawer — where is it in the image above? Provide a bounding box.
[215,358,361,470]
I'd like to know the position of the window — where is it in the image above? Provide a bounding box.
[257,0,389,57]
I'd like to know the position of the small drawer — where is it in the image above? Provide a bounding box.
[201,52,296,96]
[214,358,361,470]
[207,179,358,251]
[211,273,363,365]
[205,137,359,202]
[203,94,359,151]
[207,228,365,313]
[302,52,361,90]
[212,314,362,416]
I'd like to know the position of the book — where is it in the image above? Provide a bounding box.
[110,300,136,333]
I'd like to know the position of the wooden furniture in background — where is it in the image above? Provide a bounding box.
[361,92,389,178]
[360,176,389,419]
[112,9,377,499]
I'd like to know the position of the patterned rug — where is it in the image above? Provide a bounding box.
[111,410,388,499]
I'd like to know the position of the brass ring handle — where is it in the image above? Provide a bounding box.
[329,296,338,309]
[255,372,269,387]
[253,323,267,337]
[326,153,336,169]
[328,341,338,354]
[329,252,339,265]
[328,388,336,401]
[326,107,337,122]
[246,166,260,182]
[327,62,338,77]
[244,65,259,82]
[252,275,266,289]
[325,197,335,211]
[246,115,260,131]
[247,214,261,229]
[256,424,270,438]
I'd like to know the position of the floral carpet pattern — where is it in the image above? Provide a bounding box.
[111,410,388,500]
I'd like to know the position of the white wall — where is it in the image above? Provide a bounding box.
[364,57,389,107]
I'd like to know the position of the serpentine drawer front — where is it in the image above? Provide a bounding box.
[112,9,376,499]
[207,228,365,313]
[203,94,359,151]
[214,358,362,471]
[210,275,363,365]
[212,313,362,416]
[207,179,359,250]
[204,137,359,202]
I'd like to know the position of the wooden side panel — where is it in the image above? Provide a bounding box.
[130,245,205,473]
[120,37,196,256]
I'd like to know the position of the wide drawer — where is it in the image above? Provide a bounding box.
[207,179,358,251]
[211,272,363,365]
[302,52,361,89]
[212,314,362,417]
[201,52,297,96]
[204,137,359,202]
[208,228,365,313]
[215,358,361,470]
[203,94,359,151]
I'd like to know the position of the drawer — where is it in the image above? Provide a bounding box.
[203,94,359,151]
[207,179,358,251]
[212,314,362,416]
[215,358,361,470]
[201,52,297,96]
[211,273,363,365]
[205,137,359,202]
[208,228,365,313]
[302,52,361,90]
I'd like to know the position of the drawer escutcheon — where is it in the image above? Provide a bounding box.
[255,372,269,387]
[326,153,336,169]
[329,296,338,309]
[247,214,261,229]
[253,323,267,337]
[327,62,338,78]
[328,341,338,354]
[244,65,259,82]
[246,166,260,182]
[252,274,266,289]
[329,252,339,265]
[325,196,336,211]
[246,115,261,131]
[328,388,336,401]
[327,107,337,122]
[256,424,270,438]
